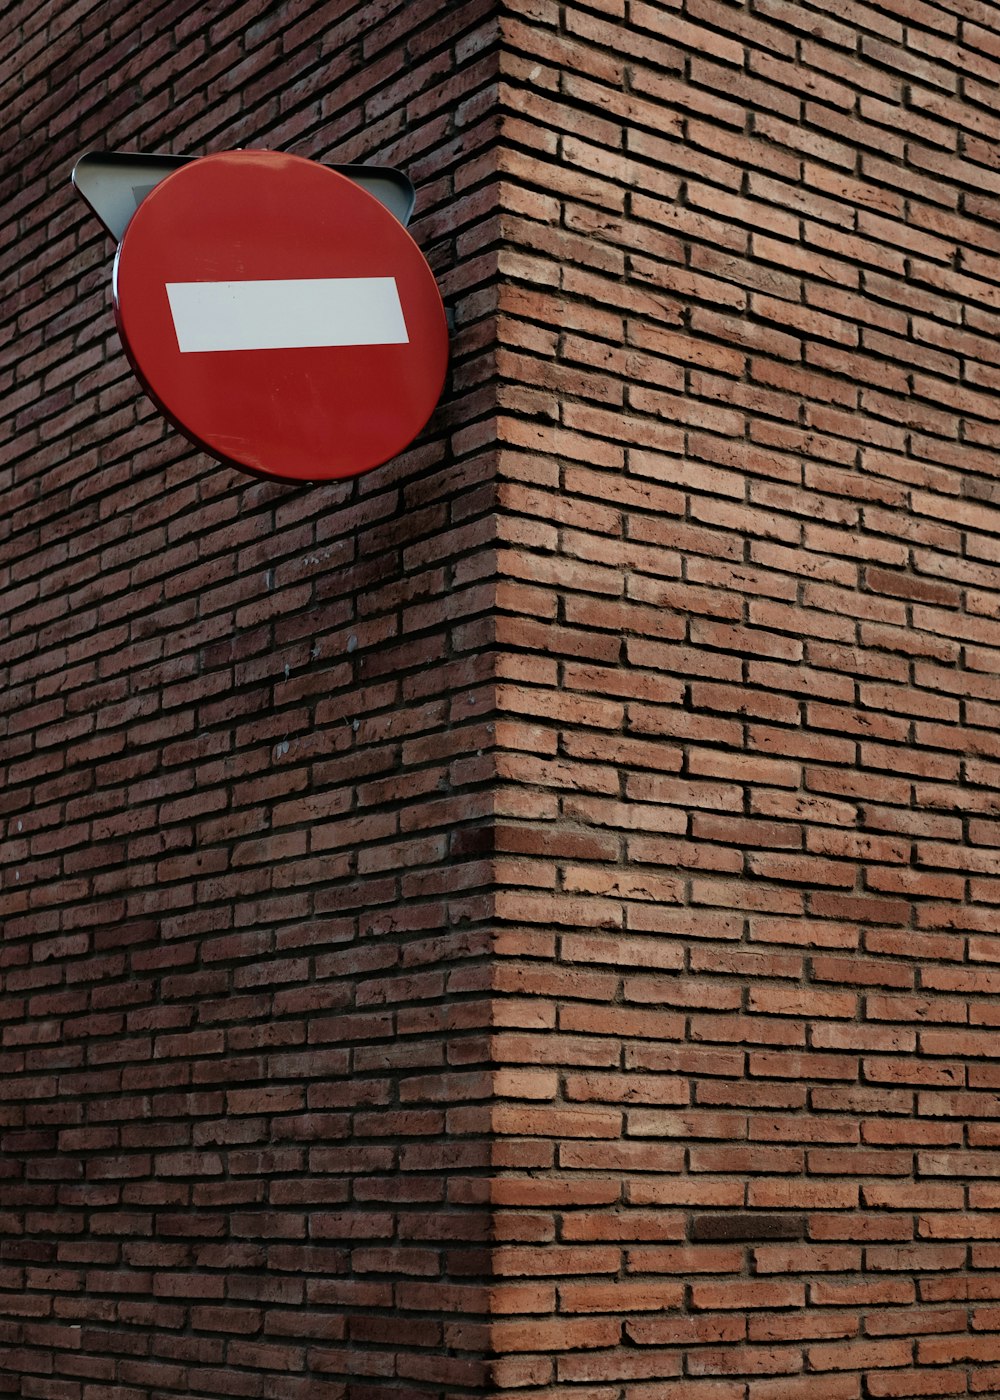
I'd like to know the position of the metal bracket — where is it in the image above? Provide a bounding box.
[72,150,417,242]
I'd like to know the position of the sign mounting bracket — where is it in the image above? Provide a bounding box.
[72,149,417,242]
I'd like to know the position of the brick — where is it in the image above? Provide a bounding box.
[559,1280,684,1313]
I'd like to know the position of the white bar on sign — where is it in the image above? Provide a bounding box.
[165,276,410,353]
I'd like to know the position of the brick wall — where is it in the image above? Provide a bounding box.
[489,0,1000,1397]
[1,1,500,1396]
[5,0,1000,1397]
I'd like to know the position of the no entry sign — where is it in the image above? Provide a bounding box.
[111,150,449,483]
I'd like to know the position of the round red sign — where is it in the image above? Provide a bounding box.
[112,150,449,483]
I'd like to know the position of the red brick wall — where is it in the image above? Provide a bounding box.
[6,0,1000,1397]
[1,2,499,1396]
[490,0,1000,1397]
